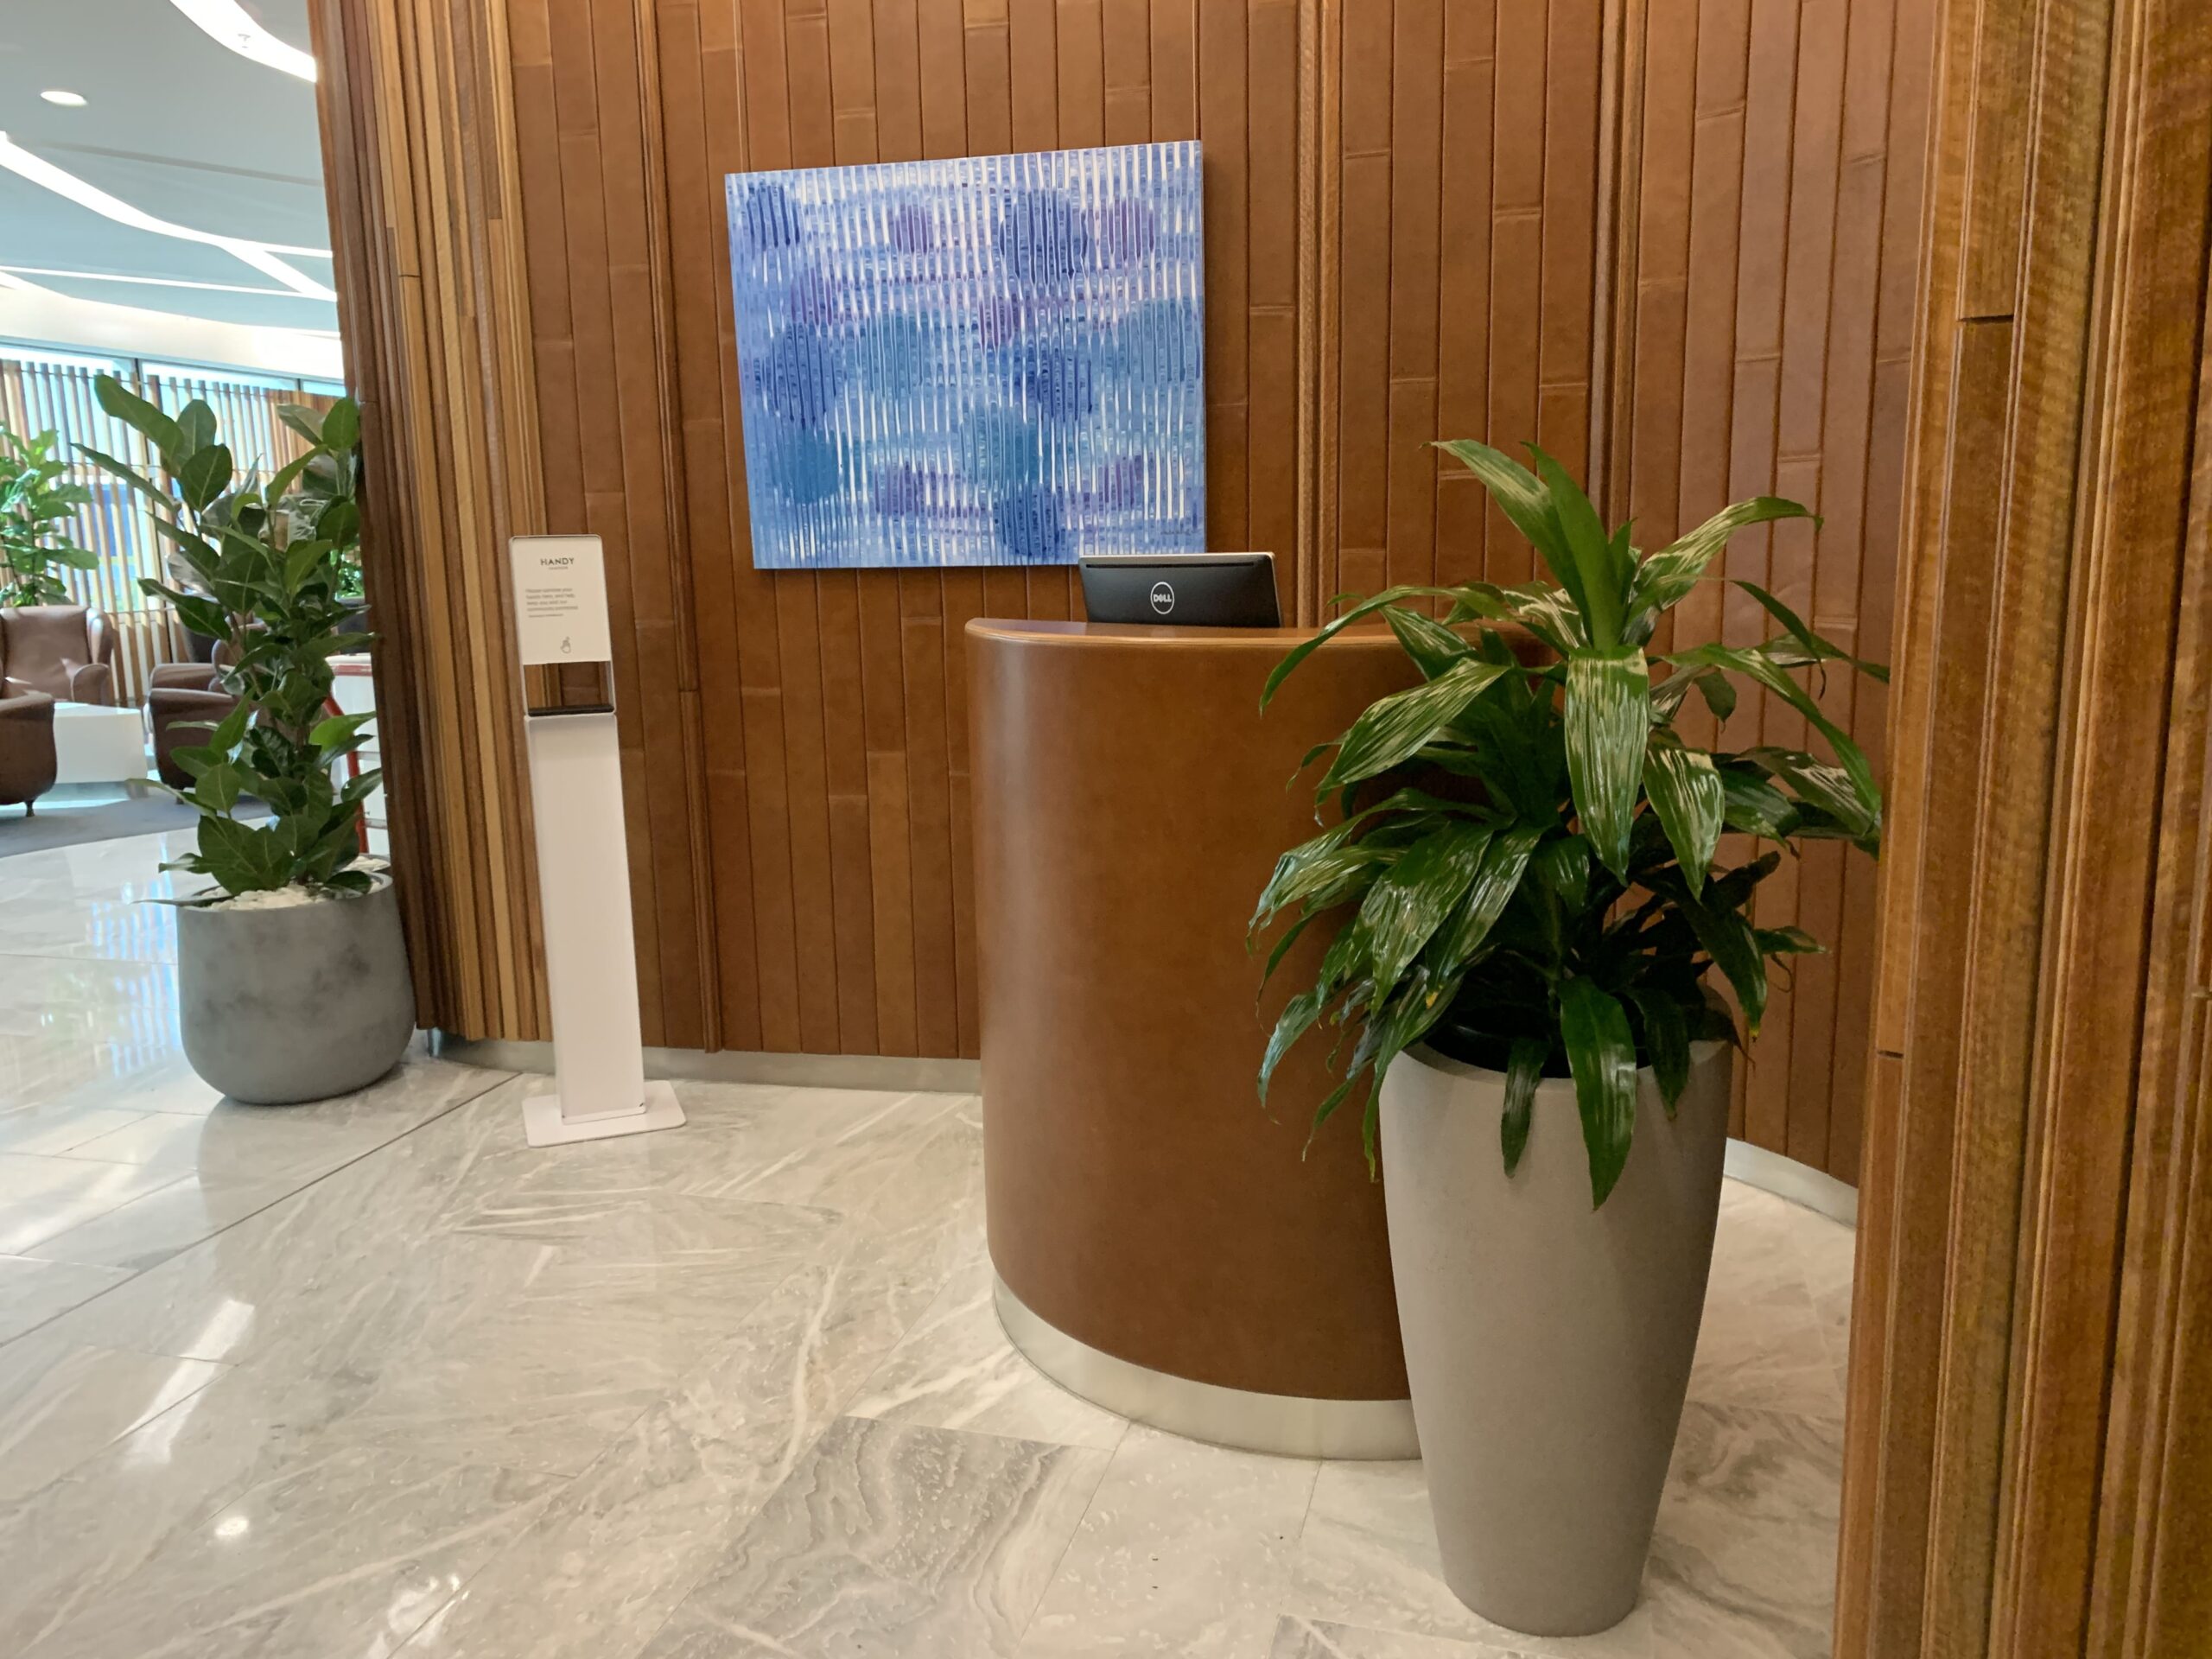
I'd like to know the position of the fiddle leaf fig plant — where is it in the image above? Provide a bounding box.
[79,374,377,899]
[0,423,97,607]
[1251,438,1885,1207]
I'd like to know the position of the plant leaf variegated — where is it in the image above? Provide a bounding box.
[1250,439,1883,1207]
[82,375,375,900]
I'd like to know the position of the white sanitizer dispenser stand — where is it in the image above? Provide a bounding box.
[510,534,683,1147]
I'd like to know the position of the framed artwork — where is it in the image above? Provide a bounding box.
[725,141,1205,570]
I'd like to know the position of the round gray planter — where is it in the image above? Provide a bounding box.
[1378,1036,1732,1637]
[176,875,416,1105]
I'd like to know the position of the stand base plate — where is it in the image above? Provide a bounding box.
[523,1078,685,1147]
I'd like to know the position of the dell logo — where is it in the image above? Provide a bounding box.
[1150,580,1175,615]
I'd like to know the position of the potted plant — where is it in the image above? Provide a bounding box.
[1251,439,1884,1637]
[1,422,97,607]
[79,374,411,1105]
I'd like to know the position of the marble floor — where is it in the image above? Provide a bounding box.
[0,830,1855,1659]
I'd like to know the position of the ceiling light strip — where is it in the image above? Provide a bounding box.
[167,0,317,82]
[0,133,336,302]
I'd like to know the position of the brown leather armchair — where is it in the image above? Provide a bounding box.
[0,604,116,706]
[0,688,59,814]
[148,662,239,790]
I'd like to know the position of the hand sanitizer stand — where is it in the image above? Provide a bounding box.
[511,534,683,1147]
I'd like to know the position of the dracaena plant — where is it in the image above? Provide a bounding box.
[79,374,378,899]
[0,423,97,607]
[1250,439,1885,1206]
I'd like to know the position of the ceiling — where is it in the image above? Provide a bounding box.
[0,1,338,359]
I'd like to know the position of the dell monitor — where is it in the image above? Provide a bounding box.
[1079,553,1281,627]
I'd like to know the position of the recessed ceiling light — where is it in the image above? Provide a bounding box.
[40,89,87,107]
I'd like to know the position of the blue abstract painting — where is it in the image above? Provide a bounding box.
[725,143,1205,570]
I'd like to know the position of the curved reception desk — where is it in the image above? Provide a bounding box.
[969,619,1421,1458]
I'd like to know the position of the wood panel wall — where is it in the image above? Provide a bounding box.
[1602,0,1934,1184]
[318,0,1936,1186]
[1835,0,2212,1652]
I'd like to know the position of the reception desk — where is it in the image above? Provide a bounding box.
[969,618,1422,1457]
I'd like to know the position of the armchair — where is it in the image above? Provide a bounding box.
[0,687,58,814]
[148,662,240,790]
[0,604,116,706]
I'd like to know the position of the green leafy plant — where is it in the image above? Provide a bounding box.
[79,374,378,899]
[0,423,96,607]
[1250,439,1885,1206]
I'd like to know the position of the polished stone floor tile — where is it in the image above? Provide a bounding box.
[16,1439,561,1659]
[849,1255,1131,1452]
[0,830,1853,1659]
[0,1105,150,1156]
[22,1173,298,1271]
[1692,1189,1848,1421]
[0,1335,226,1503]
[1643,1402,1842,1659]
[1270,1618,1535,1658]
[0,1155,187,1255]
[639,1416,1111,1659]
[400,1249,956,1659]
[0,1253,130,1342]
[1020,1426,1319,1656]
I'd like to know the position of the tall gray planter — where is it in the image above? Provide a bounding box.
[1378,1037,1732,1637]
[176,875,416,1105]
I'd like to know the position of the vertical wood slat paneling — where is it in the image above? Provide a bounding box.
[312,0,550,1045]
[344,0,1921,1191]
[1835,0,2212,1655]
[1602,0,1930,1179]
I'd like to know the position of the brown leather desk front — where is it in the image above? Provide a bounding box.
[969,619,1419,1424]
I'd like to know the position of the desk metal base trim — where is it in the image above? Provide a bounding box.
[991,1270,1419,1461]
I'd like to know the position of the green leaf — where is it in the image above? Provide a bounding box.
[1559,976,1637,1207]
[178,444,232,512]
[93,374,183,462]
[1500,1036,1547,1174]
[1734,580,1890,683]
[1663,873,1770,1037]
[1624,496,1815,632]
[1354,820,1497,989]
[192,761,248,814]
[75,442,164,501]
[320,399,360,452]
[1315,656,1516,799]
[1666,640,1882,831]
[1563,647,1649,879]
[1262,984,1332,1104]
[1757,924,1825,956]
[1250,787,1471,929]
[1532,833,1591,910]
[1262,585,1460,707]
[1530,447,1626,647]
[1643,742,1725,893]
[195,816,291,894]
[1718,764,1797,839]
[276,404,326,446]
[1433,439,1585,618]
[1627,986,1690,1114]
[1383,607,1471,680]
[174,400,218,460]
[1426,822,1545,971]
[310,711,374,753]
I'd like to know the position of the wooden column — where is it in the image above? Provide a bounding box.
[310,0,551,1040]
[1835,0,2212,1653]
